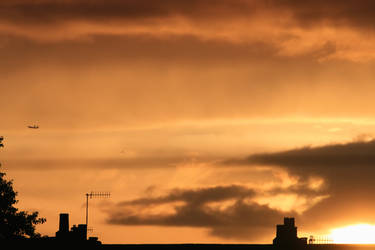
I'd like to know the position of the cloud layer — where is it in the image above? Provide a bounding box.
[2,0,375,29]
[223,139,375,231]
[105,185,284,239]
[104,181,326,239]
[226,139,375,176]
[1,1,375,61]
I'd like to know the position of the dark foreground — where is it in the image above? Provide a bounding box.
[101,244,375,250]
[5,240,375,250]
[102,244,274,250]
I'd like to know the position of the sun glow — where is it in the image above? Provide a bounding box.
[330,224,375,244]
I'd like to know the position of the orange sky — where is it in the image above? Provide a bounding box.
[2,0,375,244]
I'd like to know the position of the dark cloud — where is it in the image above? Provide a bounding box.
[225,139,375,176]
[1,0,375,31]
[105,185,286,239]
[0,0,258,26]
[104,183,327,239]
[117,185,255,207]
[223,139,375,231]
[275,0,375,29]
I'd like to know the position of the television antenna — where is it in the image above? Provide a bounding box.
[85,191,110,229]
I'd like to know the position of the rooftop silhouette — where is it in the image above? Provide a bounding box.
[273,217,307,247]
[3,210,375,249]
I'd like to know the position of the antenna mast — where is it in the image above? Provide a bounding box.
[85,191,110,229]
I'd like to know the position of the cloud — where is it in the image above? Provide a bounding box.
[3,156,213,170]
[104,184,325,239]
[117,185,255,207]
[223,139,375,231]
[0,0,266,41]
[0,0,257,24]
[274,0,375,30]
[1,0,375,30]
[1,1,375,62]
[4,30,375,131]
[105,185,282,239]
[225,139,375,176]
[0,34,279,73]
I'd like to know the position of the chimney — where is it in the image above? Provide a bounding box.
[59,213,69,233]
[284,217,295,227]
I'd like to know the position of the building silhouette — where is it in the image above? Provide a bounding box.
[4,213,101,248]
[54,213,101,246]
[6,214,373,249]
[55,213,88,241]
[273,217,307,248]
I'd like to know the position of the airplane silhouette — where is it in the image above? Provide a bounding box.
[28,125,39,129]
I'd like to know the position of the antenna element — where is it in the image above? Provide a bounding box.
[85,191,110,230]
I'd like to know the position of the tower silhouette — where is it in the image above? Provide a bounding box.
[59,213,69,233]
[273,217,307,248]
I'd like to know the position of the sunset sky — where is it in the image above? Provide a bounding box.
[3,0,375,244]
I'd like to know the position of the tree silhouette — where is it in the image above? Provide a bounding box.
[0,137,46,239]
